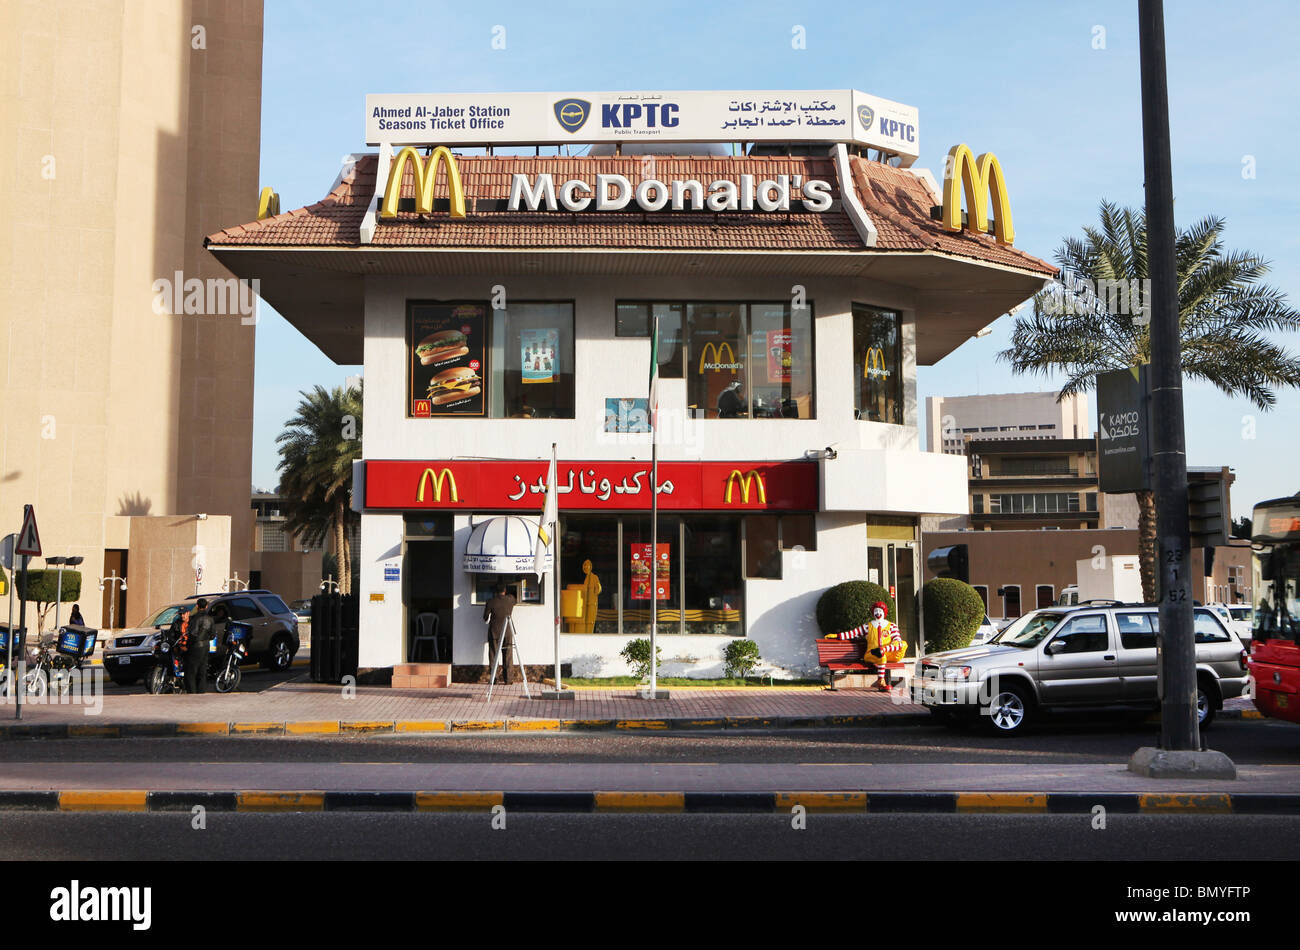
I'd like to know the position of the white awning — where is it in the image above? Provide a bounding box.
[463,516,553,574]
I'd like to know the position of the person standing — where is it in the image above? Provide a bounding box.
[183,599,214,694]
[68,604,85,627]
[482,583,517,685]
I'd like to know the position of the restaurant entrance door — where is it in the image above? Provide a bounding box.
[404,516,454,663]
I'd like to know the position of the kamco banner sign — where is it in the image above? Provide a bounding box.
[363,460,819,511]
[365,90,921,164]
[1096,365,1151,493]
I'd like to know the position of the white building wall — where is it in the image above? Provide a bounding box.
[358,273,961,674]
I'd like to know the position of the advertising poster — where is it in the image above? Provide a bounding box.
[629,543,670,600]
[521,328,559,384]
[604,397,651,433]
[409,303,487,416]
[766,329,793,382]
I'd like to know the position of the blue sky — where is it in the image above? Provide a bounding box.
[250,0,1300,516]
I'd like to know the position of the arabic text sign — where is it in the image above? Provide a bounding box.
[365,90,920,163]
[363,460,819,511]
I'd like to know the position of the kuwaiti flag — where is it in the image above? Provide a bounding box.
[648,310,659,429]
[534,446,558,580]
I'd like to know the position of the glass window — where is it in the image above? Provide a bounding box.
[1036,585,1054,609]
[684,302,746,419]
[972,585,989,612]
[852,304,903,424]
[559,517,619,633]
[224,597,262,622]
[493,302,575,419]
[747,302,814,419]
[255,595,291,617]
[408,301,574,419]
[471,574,543,606]
[780,514,816,552]
[1117,612,1157,649]
[683,517,743,635]
[1049,614,1109,653]
[621,516,680,638]
[616,302,684,378]
[1194,609,1232,643]
[1086,492,1098,512]
[972,494,984,514]
[745,516,781,579]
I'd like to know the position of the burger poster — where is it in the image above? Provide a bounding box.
[409,303,486,416]
[629,543,670,601]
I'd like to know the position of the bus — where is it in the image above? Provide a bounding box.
[1248,495,1300,722]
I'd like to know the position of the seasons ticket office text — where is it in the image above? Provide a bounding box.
[206,90,1055,680]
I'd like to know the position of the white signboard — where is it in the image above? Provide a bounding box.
[365,90,920,164]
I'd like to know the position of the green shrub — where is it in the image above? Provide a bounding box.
[922,577,985,653]
[815,581,895,635]
[619,638,662,680]
[20,569,83,629]
[722,639,762,678]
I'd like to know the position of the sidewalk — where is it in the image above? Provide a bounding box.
[0,672,1261,737]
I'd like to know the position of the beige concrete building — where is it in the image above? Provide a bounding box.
[1,0,263,628]
[926,391,1090,455]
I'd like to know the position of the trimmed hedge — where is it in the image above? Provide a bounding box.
[922,577,984,653]
[21,569,82,605]
[815,581,895,635]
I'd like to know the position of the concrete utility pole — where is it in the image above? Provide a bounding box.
[1129,0,1234,779]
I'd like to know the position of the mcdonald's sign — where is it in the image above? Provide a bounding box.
[415,467,459,503]
[940,143,1014,245]
[863,347,890,379]
[698,341,742,373]
[380,146,466,220]
[724,469,767,504]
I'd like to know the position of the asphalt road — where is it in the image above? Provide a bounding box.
[1,811,1295,861]
[0,716,1293,764]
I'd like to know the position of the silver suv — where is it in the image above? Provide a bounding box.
[913,604,1250,734]
[102,591,299,687]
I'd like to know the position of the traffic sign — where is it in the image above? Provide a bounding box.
[15,505,40,557]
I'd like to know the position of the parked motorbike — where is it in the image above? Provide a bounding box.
[146,621,250,694]
[17,626,97,698]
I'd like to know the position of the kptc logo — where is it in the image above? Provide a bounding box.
[553,98,591,133]
[856,105,874,131]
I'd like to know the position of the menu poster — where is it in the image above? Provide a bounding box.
[766,329,793,383]
[630,543,671,600]
[520,328,559,384]
[409,303,487,417]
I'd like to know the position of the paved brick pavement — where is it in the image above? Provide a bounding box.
[0,670,1257,731]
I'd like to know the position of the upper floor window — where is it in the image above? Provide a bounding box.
[407,300,574,419]
[617,301,814,419]
[853,304,902,424]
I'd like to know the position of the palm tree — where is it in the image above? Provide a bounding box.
[1000,202,1300,601]
[276,384,363,594]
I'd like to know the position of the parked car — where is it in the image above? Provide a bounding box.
[914,603,1249,734]
[101,590,300,687]
[1057,585,1080,606]
[289,599,313,623]
[1206,602,1252,643]
[970,615,999,646]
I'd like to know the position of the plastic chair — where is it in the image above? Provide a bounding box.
[411,613,440,662]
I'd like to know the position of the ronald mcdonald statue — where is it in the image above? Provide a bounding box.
[867,601,907,689]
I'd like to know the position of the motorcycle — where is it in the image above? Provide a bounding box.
[146,621,250,694]
[13,626,97,698]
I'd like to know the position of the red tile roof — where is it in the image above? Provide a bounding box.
[207,152,1054,275]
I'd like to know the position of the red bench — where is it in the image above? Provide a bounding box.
[815,639,907,690]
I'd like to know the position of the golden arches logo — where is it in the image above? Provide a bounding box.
[416,467,459,503]
[864,347,890,379]
[698,342,738,373]
[380,146,466,220]
[257,186,280,220]
[941,143,1014,245]
[724,469,767,504]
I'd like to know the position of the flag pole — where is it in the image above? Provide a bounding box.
[551,442,561,693]
[649,310,659,698]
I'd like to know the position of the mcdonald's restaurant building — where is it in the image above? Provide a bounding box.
[207,91,1056,681]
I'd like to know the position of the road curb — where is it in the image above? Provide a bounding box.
[6,789,1296,814]
[0,706,1261,740]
